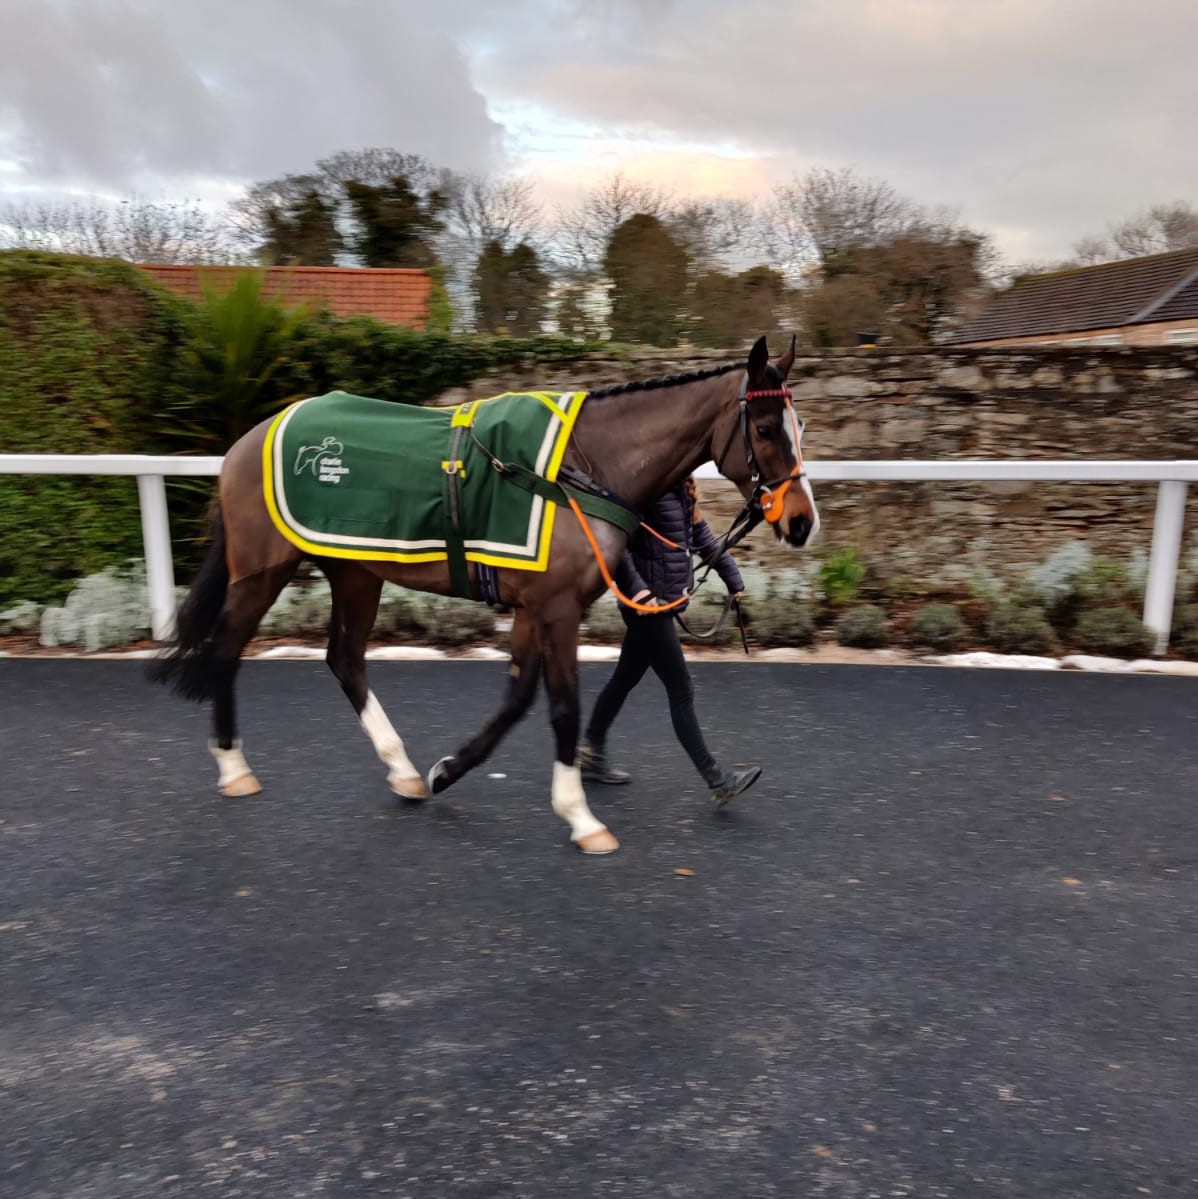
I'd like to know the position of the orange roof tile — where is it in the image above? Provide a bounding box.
[138,264,432,328]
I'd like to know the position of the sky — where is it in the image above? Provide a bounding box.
[2,0,1196,267]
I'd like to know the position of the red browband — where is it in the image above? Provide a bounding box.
[745,387,792,401]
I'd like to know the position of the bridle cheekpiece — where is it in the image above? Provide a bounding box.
[717,373,807,526]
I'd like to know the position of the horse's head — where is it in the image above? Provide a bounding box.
[713,335,819,548]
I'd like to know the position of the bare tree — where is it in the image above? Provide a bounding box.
[1070,235,1112,267]
[0,195,236,263]
[314,148,453,198]
[1111,202,1198,257]
[225,174,324,257]
[667,197,758,272]
[444,174,544,254]
[766,166,917,279]
[552,172,673,273]
[436,174,547,332]
[1071,202,1198,264]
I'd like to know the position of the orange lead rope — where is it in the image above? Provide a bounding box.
[567,496,691,614]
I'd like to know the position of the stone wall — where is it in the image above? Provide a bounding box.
[436,345,1198,594]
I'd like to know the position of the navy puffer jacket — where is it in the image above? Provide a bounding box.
[615,482,744,612]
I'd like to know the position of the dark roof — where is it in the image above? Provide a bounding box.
[138,264,432,327]
[956,247,1198,342]
[1152,272,1198,323]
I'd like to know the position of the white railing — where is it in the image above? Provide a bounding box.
[2,454,1195,654]
[0,455,222,642]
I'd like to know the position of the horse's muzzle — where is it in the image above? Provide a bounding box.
[782,513,815,547]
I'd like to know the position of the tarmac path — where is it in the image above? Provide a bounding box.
[2,659,1197,1198]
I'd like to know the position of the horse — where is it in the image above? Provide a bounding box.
[150,335,819,855]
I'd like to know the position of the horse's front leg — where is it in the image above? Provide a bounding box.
[427,608,543,794]
[539,605,619,856]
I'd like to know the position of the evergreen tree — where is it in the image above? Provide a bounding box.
[603,213,689,346]
[260,189,342,266]
[690,265,790,348]
[472,240,549,335]
[344,175,447,268]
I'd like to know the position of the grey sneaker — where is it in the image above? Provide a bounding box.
[578,743,631,785]
[711,766,762,807]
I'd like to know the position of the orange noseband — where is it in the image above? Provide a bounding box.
[744,385,806,525]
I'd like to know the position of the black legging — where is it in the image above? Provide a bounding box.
[584,609,720,785]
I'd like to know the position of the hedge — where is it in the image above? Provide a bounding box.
[0,250,603,605]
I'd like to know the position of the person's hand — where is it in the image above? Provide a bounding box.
[631,588,659,613]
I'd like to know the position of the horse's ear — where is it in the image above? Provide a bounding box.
[777,335,796,380]
[747,336,770,385]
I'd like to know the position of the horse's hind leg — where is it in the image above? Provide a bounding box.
[428,608,543,794]
[323,563,427,800]
[210,561,298,796]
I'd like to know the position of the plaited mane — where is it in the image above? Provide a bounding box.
[587,362,742,400]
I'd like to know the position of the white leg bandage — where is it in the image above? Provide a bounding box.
[359,691,418,778]
[551,762,607,842]
[209,740,252,788]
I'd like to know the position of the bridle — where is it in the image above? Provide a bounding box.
[713,372,808,533]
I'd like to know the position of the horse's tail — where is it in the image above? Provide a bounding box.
[147,503,229,702]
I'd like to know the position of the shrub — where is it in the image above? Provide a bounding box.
[818,547,866,607]
[422,597,496,647]
[1075,607,1153,658]
[1026,540,1091,609]
[0,251,184,605]
[1023,541,1142,634]
[756,562,819,606]
[986,602,1057,655]
[1173,605,1198,658]
[750,600,816,648]
[0,600,42,635]
[583,594,626,642]
[0,252,606,606]
[38,562,151,651]
[1075,556,1140,608]
[155,270,311,456]
[908,602,966,653]
[258,580,333,638]
[836,604,889,649]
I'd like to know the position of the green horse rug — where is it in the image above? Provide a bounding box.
[263,389,589,582]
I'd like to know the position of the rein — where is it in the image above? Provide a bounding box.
[636,518,750,648]
[568,369,804,634]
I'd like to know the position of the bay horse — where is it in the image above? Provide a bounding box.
[150,335,819,854]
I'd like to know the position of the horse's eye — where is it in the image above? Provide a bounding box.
[754,424,775,440]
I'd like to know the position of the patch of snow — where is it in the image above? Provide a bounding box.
[933,652,1061,671]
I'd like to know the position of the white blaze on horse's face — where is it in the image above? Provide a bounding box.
[783,412,820,546]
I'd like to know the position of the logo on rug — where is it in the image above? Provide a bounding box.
[294,437,349,485]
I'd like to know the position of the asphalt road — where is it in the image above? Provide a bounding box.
[2,659,1198,1199]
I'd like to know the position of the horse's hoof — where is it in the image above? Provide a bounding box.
[576,828,620,855]
[428,756,455,795]
[389,772,428,801]
[221,773,262,798]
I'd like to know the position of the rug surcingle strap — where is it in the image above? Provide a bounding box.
[490,459,641,537]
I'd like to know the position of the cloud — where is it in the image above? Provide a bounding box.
[2,0,1196,263]
[0,0,503,194]
[475,0,1198,260]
